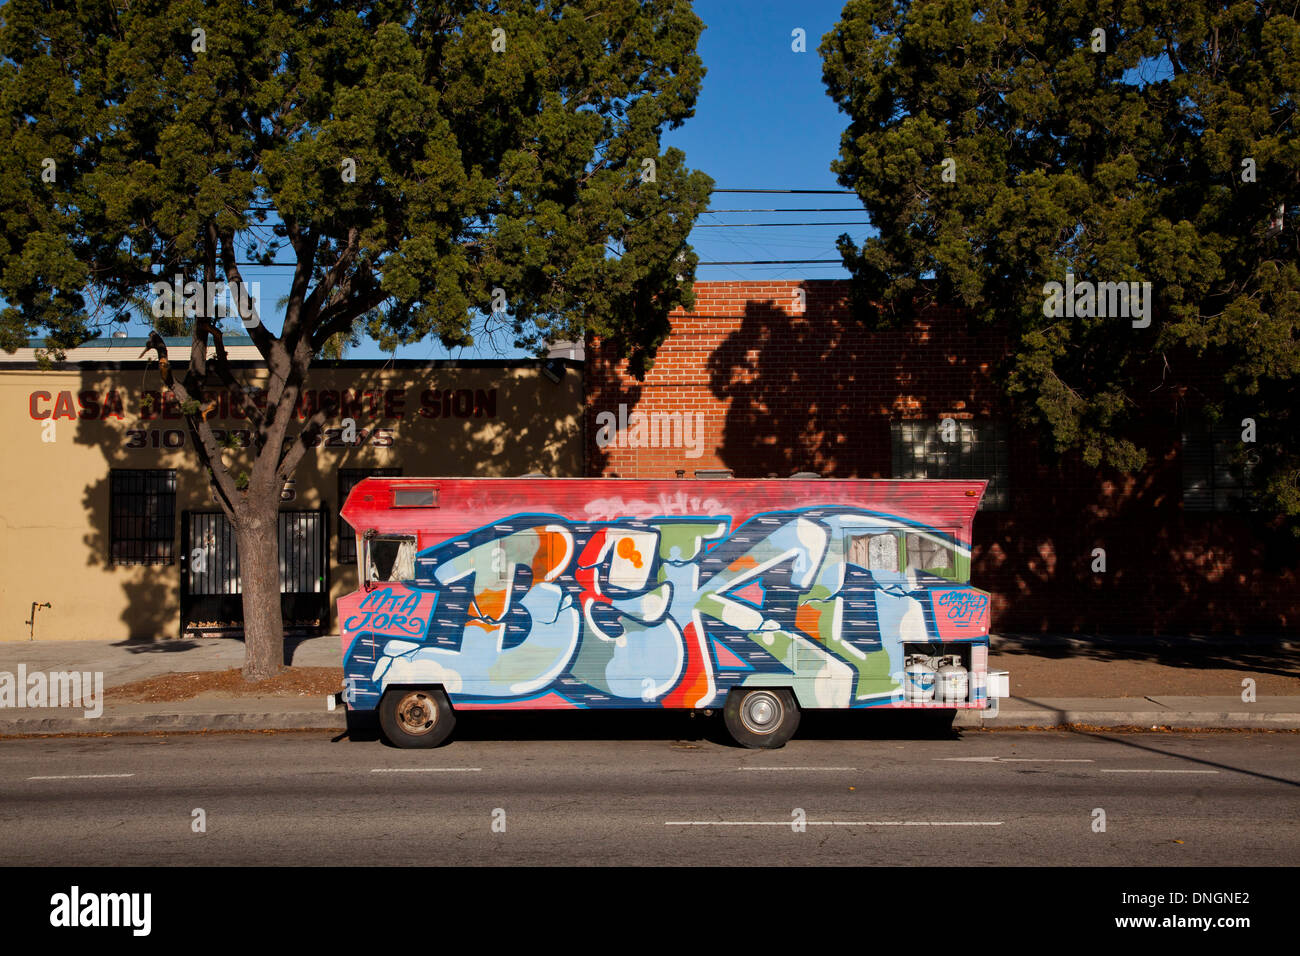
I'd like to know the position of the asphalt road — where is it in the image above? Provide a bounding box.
[2,725,1297,866]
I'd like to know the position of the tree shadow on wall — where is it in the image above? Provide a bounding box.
[584,343,643,477]
[62,358,584,654]
[702,299,1299,644]
[66,365,181,649]
[705,298,1003,478]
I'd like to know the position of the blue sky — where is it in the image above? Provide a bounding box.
[248,1,865,361]
[663,0,868,281]
[70,2,869,360]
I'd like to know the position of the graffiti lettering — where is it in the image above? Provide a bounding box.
[342,509,983,712]
[342,587,429,637]
[936,590,988,623]
[583,492,725,521]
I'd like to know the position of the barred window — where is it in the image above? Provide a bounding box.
[891,420,1009,510]
[110,469,177,565]
[1182,418,1257,512]
[338,468,400,564]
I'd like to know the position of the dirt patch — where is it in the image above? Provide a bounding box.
[109,667,345,702]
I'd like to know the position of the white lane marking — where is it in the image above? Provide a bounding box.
[666,821,1003,827]
[1099,769,1219,774]
[739,766,857,771]
[370,767,482,773]
[27,773,135,780]
[937,757,1093,763]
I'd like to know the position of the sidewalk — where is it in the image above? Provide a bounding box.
[0,634,1297,736]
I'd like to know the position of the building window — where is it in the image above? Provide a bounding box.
[1182,418,1257,512]
[110,469,177,565]
[891,420,1009,510]
[338,468,401,564]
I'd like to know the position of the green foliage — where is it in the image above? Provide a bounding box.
[0,0,711,368]
[823,0,1298,522]
[0,0,711,670]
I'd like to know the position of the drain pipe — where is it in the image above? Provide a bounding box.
[25,602,51,640]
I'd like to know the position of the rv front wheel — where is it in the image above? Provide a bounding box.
[379,687,456,748]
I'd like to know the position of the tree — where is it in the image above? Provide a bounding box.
[821,1,1298,522]
[1,0,712,678]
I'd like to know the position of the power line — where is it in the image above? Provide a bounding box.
[698,259,844,265]
[232,259,849,267]
[695,221,868,228]
[711,188,855,194]
[703,207,863,213]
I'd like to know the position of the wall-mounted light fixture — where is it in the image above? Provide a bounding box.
[541,359,565,384]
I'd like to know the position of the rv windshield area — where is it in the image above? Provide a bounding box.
[365,536,417,586]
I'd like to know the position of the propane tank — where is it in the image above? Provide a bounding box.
[904,654,936,702]
[935,655,969,703]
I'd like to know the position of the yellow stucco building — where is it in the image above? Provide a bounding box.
[0,337,583,642]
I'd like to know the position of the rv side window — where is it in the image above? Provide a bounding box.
[846,532,900,572]
[904,533,957,579]
[364,535,418,586]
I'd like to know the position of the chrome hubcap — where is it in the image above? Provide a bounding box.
[740,692,781,734]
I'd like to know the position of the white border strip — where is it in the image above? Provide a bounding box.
[371,767,482,773]
[1099,769,1219,774]
[666,820,1003,826]
[27,773,134,780]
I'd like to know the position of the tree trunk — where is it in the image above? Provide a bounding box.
[236,506,286,682]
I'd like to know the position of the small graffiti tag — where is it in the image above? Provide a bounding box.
[936,589,988,623]
[342,587,430,638]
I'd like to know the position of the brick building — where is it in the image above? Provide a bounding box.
[584,280,1297,636]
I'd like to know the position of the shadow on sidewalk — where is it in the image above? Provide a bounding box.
[111,638,203,654]
[110,633,326,666]
[994,635,1300,681]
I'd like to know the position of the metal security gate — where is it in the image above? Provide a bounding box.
[179,508,330,638]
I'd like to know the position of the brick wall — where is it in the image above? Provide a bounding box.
[584,280,1298,636]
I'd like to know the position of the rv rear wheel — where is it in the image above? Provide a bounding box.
[379,687,456,748]
[723,688,800,749]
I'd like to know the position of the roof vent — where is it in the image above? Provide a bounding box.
[694,469,733,479]
[790,471,821,479]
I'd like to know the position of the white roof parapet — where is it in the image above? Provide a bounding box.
[2,336,262,364]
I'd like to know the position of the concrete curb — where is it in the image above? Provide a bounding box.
[961,710,1300,730]
[0,711,348,735]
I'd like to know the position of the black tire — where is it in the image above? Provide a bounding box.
[723,688,800,749]
[379,687,456,748]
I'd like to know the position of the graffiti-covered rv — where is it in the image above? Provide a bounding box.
[338,477,1008,748]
